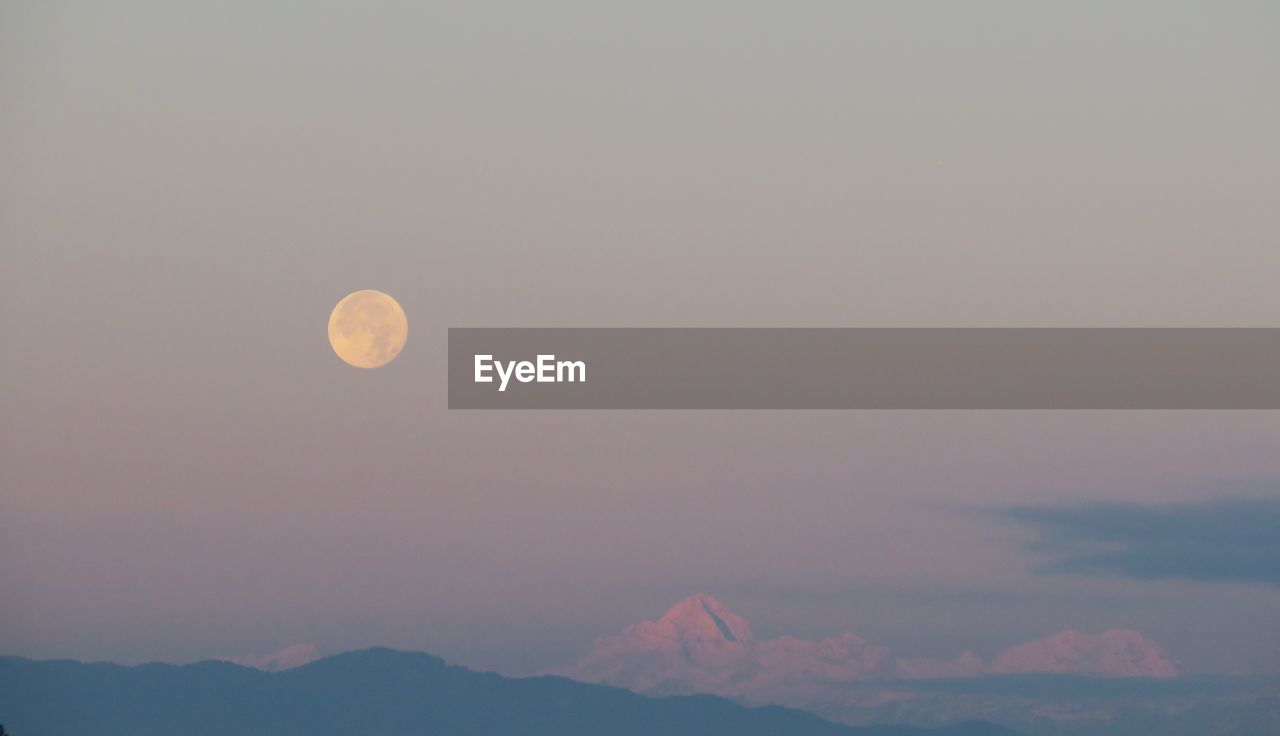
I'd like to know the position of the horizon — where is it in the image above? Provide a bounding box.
[8,589,1263,681]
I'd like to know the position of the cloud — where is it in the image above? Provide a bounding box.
[1000,497,1280,585]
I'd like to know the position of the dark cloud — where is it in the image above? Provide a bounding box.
[1001,497,1280,585]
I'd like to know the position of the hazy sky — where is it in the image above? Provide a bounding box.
[2,2,1279,676]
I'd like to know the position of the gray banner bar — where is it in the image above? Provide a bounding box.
[448,328,1280,409]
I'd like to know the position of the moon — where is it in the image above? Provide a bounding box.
[327,290,408,369]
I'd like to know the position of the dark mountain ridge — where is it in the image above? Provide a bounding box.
[0,647,1021,736]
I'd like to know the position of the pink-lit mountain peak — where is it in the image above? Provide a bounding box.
[223,643,320,672]
[991,627,1177,677]
[655,594,754,643]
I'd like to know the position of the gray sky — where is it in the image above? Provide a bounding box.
[2,1,1279,676]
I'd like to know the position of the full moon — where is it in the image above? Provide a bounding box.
[328,290,408,369]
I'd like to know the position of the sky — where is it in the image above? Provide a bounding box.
[2,1,1279,677]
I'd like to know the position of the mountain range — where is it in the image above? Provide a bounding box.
[0,648,1020,736]
[555,594,1176,695]
[551,595,1278,736]
[5,596,1274,735]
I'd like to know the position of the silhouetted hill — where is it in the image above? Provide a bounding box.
[0,648,1021,736]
